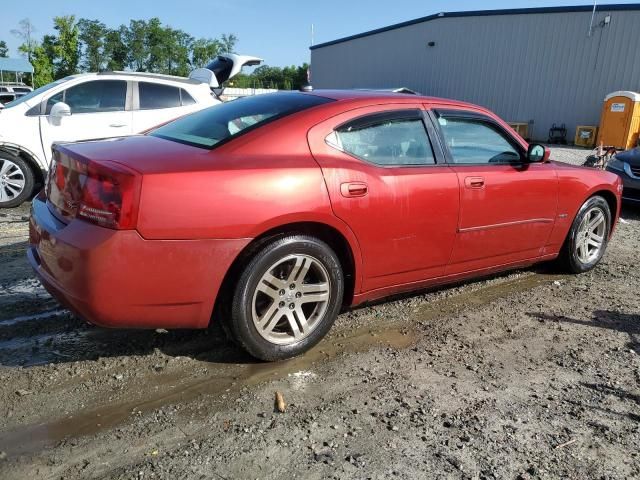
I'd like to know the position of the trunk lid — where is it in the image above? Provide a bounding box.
[188,53,262,88]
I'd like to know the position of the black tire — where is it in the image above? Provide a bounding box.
[0,151,35,208]
[558,195,611,273]
[226,235,344,361]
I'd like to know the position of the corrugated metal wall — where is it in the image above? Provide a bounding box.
[311,9,640,141]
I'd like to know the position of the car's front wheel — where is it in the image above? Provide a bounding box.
[559,195,611,273]
[0,152,34,208]
[228,235,344,361]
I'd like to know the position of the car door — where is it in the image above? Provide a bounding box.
[308,104,459,293]
[39,79,132,163]
[131,82,201,133]
[428,108,558,275]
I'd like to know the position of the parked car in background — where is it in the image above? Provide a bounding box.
[606,146,640,204]
[28,90,622,361]
[0,92,17,106]
[0,53,261,207]
[0,83,33,95]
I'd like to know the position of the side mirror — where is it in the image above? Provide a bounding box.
[50,102,71,119]
[527,143,551,163]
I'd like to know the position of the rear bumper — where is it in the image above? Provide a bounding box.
[28,198,250,329]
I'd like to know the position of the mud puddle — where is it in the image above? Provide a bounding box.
[0,325,414,457]
[0,270,566,458]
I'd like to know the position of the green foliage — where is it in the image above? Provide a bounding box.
[0,41,8,57]
[52,15,80,78]
[220,33,238,54]
[232,63,310,90]
[191,38,221,69]
[78,19,108,71]
[32,44,54,87]
[11,16,308,91]
[104,27,128,71]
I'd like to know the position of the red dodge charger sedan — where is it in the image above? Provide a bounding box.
[29,90,622,360]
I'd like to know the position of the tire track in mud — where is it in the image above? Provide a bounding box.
[0,270,568,458]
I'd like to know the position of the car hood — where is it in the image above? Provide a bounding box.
[55,135,215,175]
[615,147,640,166]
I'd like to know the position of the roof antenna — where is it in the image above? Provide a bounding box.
[588,0,597,37]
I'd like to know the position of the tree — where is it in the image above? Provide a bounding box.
[168,29,194,76]
[104,26,128,71]
[191,38,221,68]
[32,44,54,87]
[78,19,108,71]
[11,18,37,62]
[252,65,285,89]
[52,15,80,78]
[220,33,237,53]
[0,41,8,57]
[125,19,148,71]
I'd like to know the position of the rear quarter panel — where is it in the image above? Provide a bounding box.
[135,111,363,246]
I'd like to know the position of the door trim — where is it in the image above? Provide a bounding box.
[458,217,554,233]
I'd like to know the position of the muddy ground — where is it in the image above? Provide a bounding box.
[0,147,639,479]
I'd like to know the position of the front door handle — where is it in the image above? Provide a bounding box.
[110,123,128,128]
[465,176,485,189]
[340,182,368,198]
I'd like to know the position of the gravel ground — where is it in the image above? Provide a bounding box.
[1,146,639,479]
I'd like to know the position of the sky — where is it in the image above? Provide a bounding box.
[2,0,638,67]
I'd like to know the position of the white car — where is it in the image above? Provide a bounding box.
[0,54,261,207]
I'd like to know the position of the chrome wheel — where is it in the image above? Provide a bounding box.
[0,158,26,202]
[575,206,606,264]
[251,254,331,345]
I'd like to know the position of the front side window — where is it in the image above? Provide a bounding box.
[139,82,181,109]
[333,110,435,166]
[151,92,333,149]
[46,80,127,114]
[437,116,522,164]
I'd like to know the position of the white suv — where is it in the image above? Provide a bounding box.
[0,54,261,207]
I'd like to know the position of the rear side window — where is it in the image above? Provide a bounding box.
[437,116,522,164]
[139,82,181,109]
[333,110,436,166]
[180,89,196,106]
[46,80,127,114]
[151,92,333,149]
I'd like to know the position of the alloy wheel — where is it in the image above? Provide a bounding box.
[575,206,607,264]
[0,158,26,202]
[251,254,331,345]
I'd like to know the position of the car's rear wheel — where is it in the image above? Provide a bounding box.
[0,152,34,208]
[559,195,611,273]
[228,235,344,361]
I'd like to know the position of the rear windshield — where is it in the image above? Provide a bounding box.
[150,92,333,149]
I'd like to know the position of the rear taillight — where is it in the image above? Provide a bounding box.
[46,150,141,230]
[77,161,141,230]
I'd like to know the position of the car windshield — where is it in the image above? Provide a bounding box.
[2,77,72,109]
[150,92,333,149]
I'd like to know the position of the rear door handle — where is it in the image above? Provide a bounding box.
[465,176,485,189]
[340,182,368,198]
[110,123,128,128]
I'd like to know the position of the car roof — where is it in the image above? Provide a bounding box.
[96,71,202,85]
[304,89,481,109]
[62,71,202,86]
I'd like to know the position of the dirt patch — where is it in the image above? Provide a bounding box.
[0,200,639,480]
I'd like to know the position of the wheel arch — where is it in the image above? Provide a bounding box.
[589,188,618,235]
[212,220,361,327]
[0,143,46,192]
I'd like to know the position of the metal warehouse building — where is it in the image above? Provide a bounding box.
[310,4,640,142]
